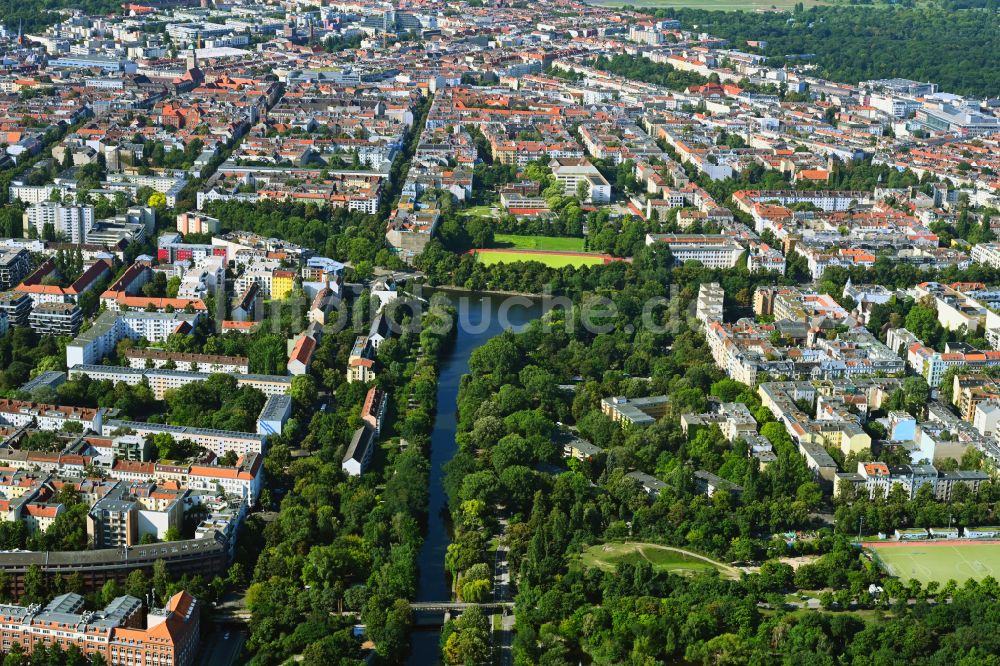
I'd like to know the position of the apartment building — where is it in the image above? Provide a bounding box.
[231,282,259,322]
[695,282,724,328]
[971,242,1000,270]
[124,350,249,374]
[106,453,264,504]
[834,461,988,501]
[176,211,220,235]
[904,338,1000,387]
[0,249,30,291]
[105,419,267,459]
[342,425,376,477]
[9,184,59,205]
[704,319,788,387]
[694,470,744,499]
[797,247,877,280]
[23,202,94,244]
[87,492,137,548]
[765,287,852,325]
[271,269,295,300]
[361,387,388,435]
[67,364,291,399]
[288,324,322,377]
[681,402,757,442]
[564,437,604,461]
[347,336,377,383]
[157,238,226,265]
[0,591,199,666]
[28,302,83,336]
[87,481,185,548]
[101,293,207,314]
[16,259,111,307]
[307,287,336,326]
[0,291,31,326]
[233,265,281,300]
[177,257,225,302]
[113,434,153,462]
[0,399,104,432]
[66,310,202,367]
[913,281,987,334]
[747,243,787,274]
[952,375,1000,421]
[627,471,668,498]
[758,381,883,456]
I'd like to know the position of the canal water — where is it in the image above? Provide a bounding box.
[407,291,542,664]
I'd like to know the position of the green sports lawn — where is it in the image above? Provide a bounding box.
[869,542,1000,585]
[492,234,587,252]
[579,542,740,578]
[474,249,607,268]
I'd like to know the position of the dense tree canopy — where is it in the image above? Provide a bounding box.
[652,6,1000,97]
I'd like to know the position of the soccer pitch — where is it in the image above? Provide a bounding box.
[869,542,1000,585]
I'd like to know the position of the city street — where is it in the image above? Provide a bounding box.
[197,629,246,666]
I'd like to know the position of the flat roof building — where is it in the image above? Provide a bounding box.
[601,395,670,428]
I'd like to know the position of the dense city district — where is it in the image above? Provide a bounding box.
[0,0,995,664]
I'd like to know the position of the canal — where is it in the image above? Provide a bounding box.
[407,291,542,664]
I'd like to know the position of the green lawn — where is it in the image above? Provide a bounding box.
[462,205,496,219]
[870,542,1000,585]
[585,0,830,8]
[579,542,739,578]
[492,234,587,252]
[474,249,606,268]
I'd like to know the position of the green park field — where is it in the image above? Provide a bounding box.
[472,249,609,268]
[579,542,739,578]
[492,234,587,252]
[868,541,1000,585]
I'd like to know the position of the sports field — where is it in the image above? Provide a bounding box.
[580,542,740,578]
[472,248,611,268]
[868,541,1000,585]
[492,234,587,253]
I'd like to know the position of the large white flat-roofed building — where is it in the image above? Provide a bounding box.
[48,55,134,73]
[601,395,670,428]
[66,310,202,367]
[645,234,744,269]
[105,419,267,458]
[68,364,291,399]
[548,157,611,203]
[916,103,1000,137]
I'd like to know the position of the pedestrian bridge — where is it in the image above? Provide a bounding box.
[410,601,513,627]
